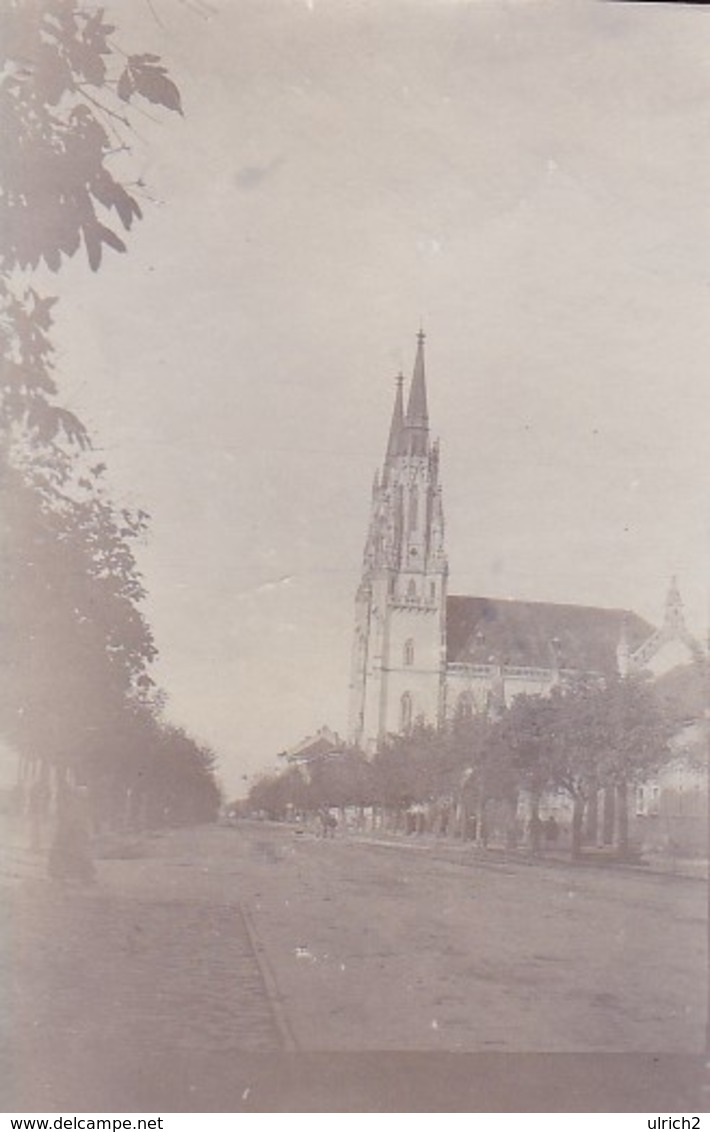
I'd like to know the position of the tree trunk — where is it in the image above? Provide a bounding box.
[505,794,519,849]
[459,800,471,841]
[571,795,585,860]
[461,800,473,841]
[529,792,542,856]
[602,786,615,846]
[584,784,598,845]
[616,779,629,857]
[475,795,487,848]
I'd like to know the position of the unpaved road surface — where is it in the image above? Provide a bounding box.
[2,822,706,1111]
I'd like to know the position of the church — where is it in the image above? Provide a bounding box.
[348,332,701,754]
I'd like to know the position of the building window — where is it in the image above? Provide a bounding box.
[404,639,414,666]
[400,692,413,734]
[407,579,417,601]
[430,581,436,601]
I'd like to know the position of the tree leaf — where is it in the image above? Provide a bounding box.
[116,67,134,102]
[96,223,126,254]
[83,223,102,271]
[129,59,183,115]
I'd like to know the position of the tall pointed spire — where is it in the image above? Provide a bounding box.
[385,372,405,464]
[404,329,429,455]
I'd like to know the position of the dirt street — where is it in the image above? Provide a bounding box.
[2,821,707,1111]
[236,824,705,1053]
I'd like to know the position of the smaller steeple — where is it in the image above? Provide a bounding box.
[404,329,430,456]
[385,372,405,465]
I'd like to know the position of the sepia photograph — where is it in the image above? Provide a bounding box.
[1,0,709,1115]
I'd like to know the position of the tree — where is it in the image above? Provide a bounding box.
[248,767,308,822]
[305,748,377,814]
[1,2,220,829]
[543,676,672,858]
[593,675,673,856]
[491,693,558,854]
[1,1,184,439]
[0,449,157,771]
[374,723,447,824]
[448,708,517,845]
[1,1,181,275]
[136,722,222,827]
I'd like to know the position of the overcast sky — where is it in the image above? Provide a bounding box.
[45,0,710,795]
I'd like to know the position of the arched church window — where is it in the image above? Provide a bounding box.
[400,692,413,734]
[408,485,418,532]
[404,639,414,666]
[407,579,416,601]
[429,581,436,601]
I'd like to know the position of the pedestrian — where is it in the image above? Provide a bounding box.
[48,782,96,884]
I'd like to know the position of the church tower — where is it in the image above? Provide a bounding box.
[348,332,448,752]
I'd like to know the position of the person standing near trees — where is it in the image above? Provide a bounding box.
[48,782,95,884]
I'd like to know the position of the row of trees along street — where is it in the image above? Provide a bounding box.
[1,1,221,833]
[247,674,687,860]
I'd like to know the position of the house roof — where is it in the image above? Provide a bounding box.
[281,726,343,763]
[446,595,655,672]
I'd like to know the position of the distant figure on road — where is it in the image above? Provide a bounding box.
[48,783,96,884]
[318,808,337,838]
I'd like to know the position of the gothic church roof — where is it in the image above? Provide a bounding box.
[446,595,654,673]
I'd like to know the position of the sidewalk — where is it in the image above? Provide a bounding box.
[3,830,287,1110]
[345,825,708,881]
